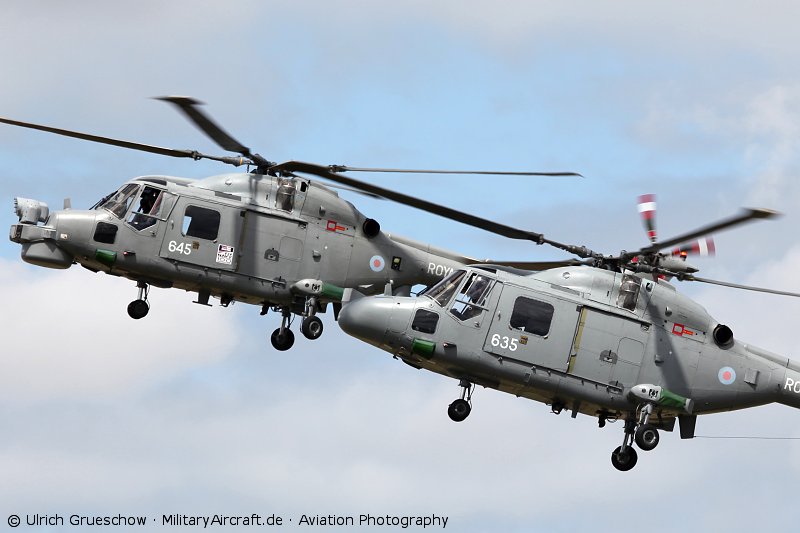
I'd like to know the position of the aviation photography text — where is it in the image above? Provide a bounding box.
[9,512,450,530]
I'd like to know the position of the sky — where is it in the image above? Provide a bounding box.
[2,1,800,531]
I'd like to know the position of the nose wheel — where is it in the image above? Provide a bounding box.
[127,282,150,319]
[447,380,474,422]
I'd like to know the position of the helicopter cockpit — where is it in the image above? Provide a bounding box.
[422,269,497,323]
[95,183,174,232]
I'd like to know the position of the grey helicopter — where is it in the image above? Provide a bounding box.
[307,170,800,471]
[4,97,579,351]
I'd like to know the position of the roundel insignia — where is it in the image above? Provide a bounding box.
[369,255,386,272]
[718,366,736,385]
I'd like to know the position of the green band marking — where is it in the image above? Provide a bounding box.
[321,283,345,301]
[411,338,436,359]
[95,249,117,267]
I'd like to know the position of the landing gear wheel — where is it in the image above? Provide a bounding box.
[301,316,324,340]
[634,424,660,451]
[611,446,638,471]
[127,299,150,319]
[270,328,295,351]
[447,399,471,422]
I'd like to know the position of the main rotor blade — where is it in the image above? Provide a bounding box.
[316,180,385,199]
[634,208,779,258]
[330,165,582,177]
[477,259,588,270]
[155,96,272,168]
[0,115,247,166]
[678,274,800,298]
[273,160,598,258]
[274,161,546,242]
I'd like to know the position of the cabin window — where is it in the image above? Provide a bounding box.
[182,205,220,240]
[100,184,139,219]
[510,297,554,336]
[411,309,439,334]
[425,270,466,307]
[450,272,494,322]
[616,274,641,311]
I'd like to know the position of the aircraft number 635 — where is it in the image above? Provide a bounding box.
[490,334,519,351]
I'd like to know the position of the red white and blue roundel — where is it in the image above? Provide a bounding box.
[369,255,386,272]
[718,366,736,385]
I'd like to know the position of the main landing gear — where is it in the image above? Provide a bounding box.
[127,281,150,319]
[268,297,323,352]
[447,380,474,422]
[268,296,325,351]
[270,307,295,351]
[611,403,660,472]
[300,296,323,341]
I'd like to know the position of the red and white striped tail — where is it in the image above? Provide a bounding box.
[637,193,657,243]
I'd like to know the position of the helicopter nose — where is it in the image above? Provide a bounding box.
[338,296,392,346]
[11,209,75,269]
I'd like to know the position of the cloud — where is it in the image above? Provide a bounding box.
[0,259,245,403]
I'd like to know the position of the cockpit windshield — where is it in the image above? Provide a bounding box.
[97,184,140,218]
[424,270,467,307]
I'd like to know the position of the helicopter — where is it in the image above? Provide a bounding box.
[314,171,800,471]
[3,97,579,351]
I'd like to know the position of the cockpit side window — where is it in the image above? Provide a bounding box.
[127,186,173,231]
[450,272,494,322]
[616,274,642,312]
[100,184,139,219]
[424,270,466,307]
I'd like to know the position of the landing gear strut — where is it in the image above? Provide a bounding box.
[634,403,660,451]
[611,418,638,472]
[270,307,295,351]
[447,380,473,422]
[300,296,323,340]
[127,281,150,319]
[610,403,660,471]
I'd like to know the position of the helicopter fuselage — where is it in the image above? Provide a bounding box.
[338,265,800,435]
[10,172,469,315]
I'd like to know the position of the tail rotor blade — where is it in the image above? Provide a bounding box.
[637,193,658,243]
